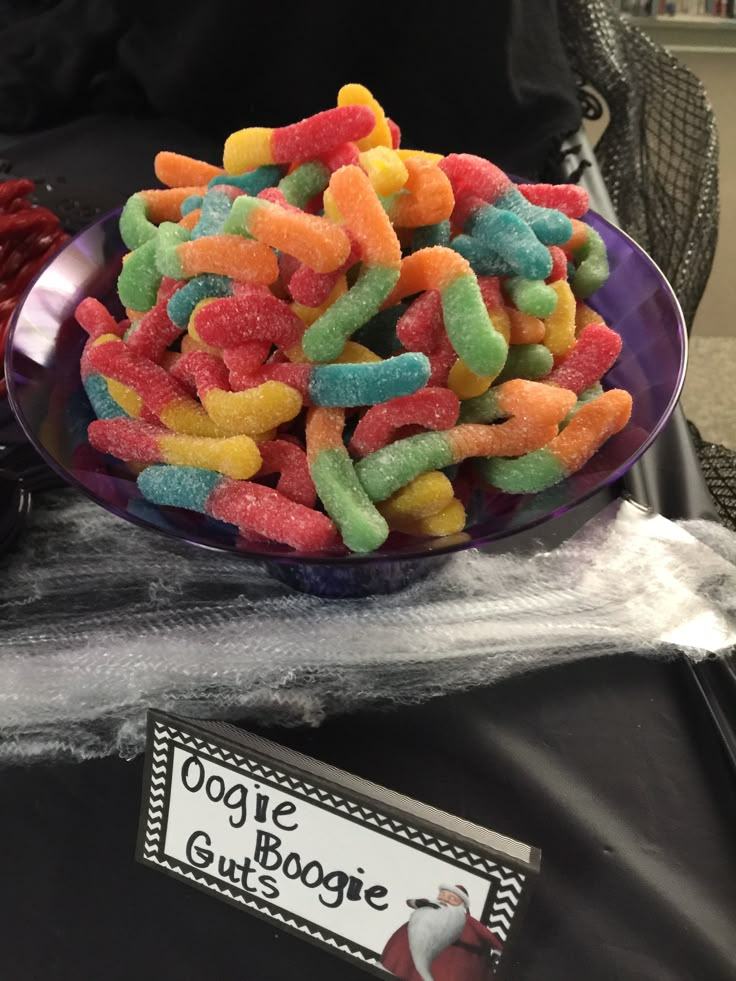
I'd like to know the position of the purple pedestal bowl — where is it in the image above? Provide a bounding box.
[5,209,686,596]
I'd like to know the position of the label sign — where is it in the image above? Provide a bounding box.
[137,711,539,979]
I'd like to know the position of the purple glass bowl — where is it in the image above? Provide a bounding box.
[5,208,686,596]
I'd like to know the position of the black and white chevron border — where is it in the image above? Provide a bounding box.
[143,722,526,964]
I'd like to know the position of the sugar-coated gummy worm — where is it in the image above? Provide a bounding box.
[544,322,622,393]
[306,407,388,553]
[223,105,376,172]
[192,289,304,352]
[542,280,577,357]
[350,388,460,457]
[301,166,401,363]
[278,161,331,209]
[162,230,280,284]
[504,276,558,318]
[571,224,610,299]
[88,418,262,480]
[395,290,444,353]
[376,471,455,522]
[495,343,554,383]
[85,336,228,437]
[386,158,455,228]
[154,151,224,188]
[166,274,233,328]
[170,350,303,435]
[117,239,162,312]
[439,153,572,245]
[308,352,430,407]
[208,164,283,196]
[125,296,185,363]
[337,83,393,151]
[75,298,127,339]
[384,247,508,378]
[120,187,206,250]
[224,194,351,273]
[518,183,589,218]
[461,200,553,280]
[256,439,316,508]
[359,147,408,197]
[506,308,545,345]
[137,465,338,552]
[356,380,576,500]
[477,389,632,492]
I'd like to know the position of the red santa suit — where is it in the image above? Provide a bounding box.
[382,908,502,981]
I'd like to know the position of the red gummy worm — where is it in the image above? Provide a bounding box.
[170,351,232,396]
[195,290,304,351]
[319,142,361,171]
[518,183,589,218]
[350,388,460,457]
[547,247,568,283]
[272,106,376,163]
[396,290,445,353]
[127,298,184,362]
[86,339,189,414]
[75,298,127,339]
[288,236,361,307]
[544,323,622,394]
[207,479,338,552]
[88,418,162,461]
[256,439,316,507]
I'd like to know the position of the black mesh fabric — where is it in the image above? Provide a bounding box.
[690,423,736,533]
[558,0,720,328]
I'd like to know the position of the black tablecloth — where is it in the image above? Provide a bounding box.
[1,118,735,981]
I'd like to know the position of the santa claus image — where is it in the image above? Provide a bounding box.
[381,883,503,981]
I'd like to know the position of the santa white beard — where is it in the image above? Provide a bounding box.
[407,901,467,981]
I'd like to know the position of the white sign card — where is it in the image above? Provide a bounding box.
[137,711,540,980]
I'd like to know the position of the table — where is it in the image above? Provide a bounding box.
[1,116,735,981]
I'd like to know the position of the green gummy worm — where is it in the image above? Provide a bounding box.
[117,238,161,311]
[495,344,554,383]
[441,274,508,377]
[310,449,388,553]
[572,226,610,299]
[355,431,453,502]
[505,277,558,318]
[120,193,157,251]
[278,162,330,209]
[476,447,565,494]
[301,265,400,363]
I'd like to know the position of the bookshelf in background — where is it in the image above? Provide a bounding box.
[615,1,735,16]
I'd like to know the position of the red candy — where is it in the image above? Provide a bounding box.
[547,247,568,283]
[256,439,316,507]
[207,479,338,551]
[518,183,589,218]
[75,298,127,339]
[387,118,401,149]
[287,236,361,307]
[194,289,304,352]
[272,106,376,164]
[396,290,445,352]
[319,142,361,171]
[127,297,184,362]
[544,323,623,394]
[170,351,231,396]
[350,388,460,457]
[86,338,189,415]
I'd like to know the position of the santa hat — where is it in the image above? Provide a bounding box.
[439,883,470,908]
